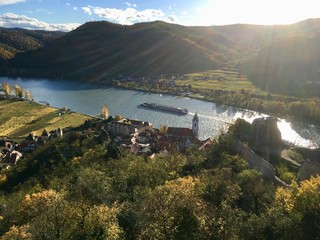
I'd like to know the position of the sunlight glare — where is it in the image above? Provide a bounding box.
[277,119,317,148]
[192,0,320,26]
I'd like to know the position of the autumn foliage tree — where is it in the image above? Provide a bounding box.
[2,189,123,240]
[159,125,168,134]
[1,83,11,96]
[274,176,320,239]
[0,225,32,240]
[100,104,109,119]
[0,119,319,239]
[14,84,24,98]
[24,90,32,100]
[138,176,204,239]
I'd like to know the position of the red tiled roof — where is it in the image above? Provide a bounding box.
[167,127,194,137]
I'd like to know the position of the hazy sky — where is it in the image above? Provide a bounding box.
[0,0,319,31]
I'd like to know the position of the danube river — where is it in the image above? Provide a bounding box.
[1,77,320,148]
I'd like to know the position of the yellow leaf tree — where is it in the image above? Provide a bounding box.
[1,83,11,96]
[274,176,320,237]
[14,84,24,98]
[24,90,32,100]
[100,104,109,119]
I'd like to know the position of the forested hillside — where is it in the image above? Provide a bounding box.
[2,21,234,80]
[242,34,320,96]
[0,117,319,239]
[0,27,64,60]
[2,19,320,96]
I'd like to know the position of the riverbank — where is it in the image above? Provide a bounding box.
[0,99,92,139]
[3,72,320,126]
[1,77,319,148]
[110,78,320,127]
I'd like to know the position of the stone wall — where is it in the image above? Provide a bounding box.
[234,140,276,180]
[107,122,136,137]
[298,159,320,181]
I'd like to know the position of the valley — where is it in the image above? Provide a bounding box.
[1,18,320,239]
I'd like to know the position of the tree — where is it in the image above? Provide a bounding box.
[81,204,123,240]
[107,143,122,159]
[1,83,11,96]
[0,225,32,240]
[100,104,109,119]
[199,168,241,207]
[15,189,123,240]
[114,114,124,121]
[18,189,77,240]
[274,176,320,239]
[24,90,32,100]
[173,207,199,240]
[14,84,23,98]
[159,125,168,134]
[237,169,274,213]
[138,177,203,239]
[275,176,320,213]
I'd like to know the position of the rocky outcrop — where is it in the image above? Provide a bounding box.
[251,117,282,158]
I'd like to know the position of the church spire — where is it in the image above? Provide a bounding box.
[192,113,199,137]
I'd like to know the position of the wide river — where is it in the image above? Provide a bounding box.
[1,77,320,148]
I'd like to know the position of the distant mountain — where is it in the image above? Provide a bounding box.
[1,21,241,80]
[1,19,320,96]
[0,27,65,59]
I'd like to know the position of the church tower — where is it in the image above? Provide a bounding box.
[192,113,199,137]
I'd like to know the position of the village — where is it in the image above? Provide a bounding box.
[1,107,319,184]
[0,113,213,169]
[0,128,64,169]
[1,89,320,189]
[105,113,212,156]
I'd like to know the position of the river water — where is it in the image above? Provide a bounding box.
[1,77,319,148]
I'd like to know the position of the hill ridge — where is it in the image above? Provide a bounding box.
[1,19,320,96]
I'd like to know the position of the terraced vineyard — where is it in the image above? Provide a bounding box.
[176,69,266,94]
[0,99,91,139]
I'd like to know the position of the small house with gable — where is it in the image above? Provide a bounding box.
[0,150,22,168]
[40,129,50,142]
[49,128,63,139]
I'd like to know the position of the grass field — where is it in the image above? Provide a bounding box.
[176,69,267,94]
[0,99,92,138]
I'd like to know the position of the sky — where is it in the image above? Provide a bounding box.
[0,0,320,31]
